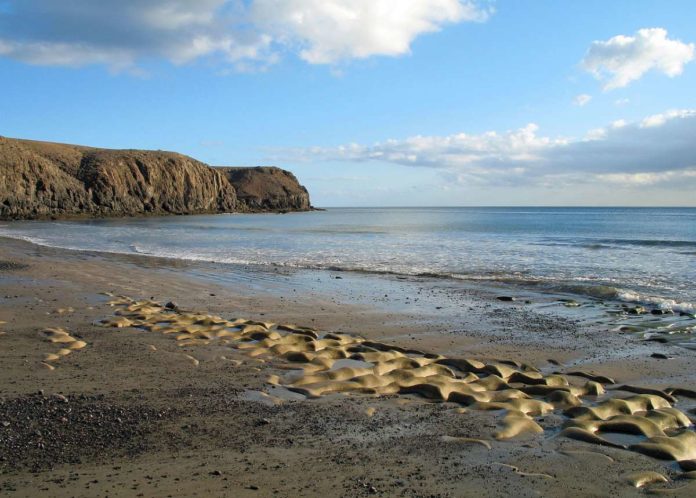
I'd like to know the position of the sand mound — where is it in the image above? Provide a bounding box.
[38,327,87,368]
[100,295,696,488]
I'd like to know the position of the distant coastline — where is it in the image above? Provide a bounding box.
[0,136,313,220]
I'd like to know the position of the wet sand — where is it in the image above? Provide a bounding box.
[2,236,696,497]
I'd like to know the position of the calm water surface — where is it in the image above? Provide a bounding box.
[1,207,695,312]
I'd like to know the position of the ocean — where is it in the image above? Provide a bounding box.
[1,207,695,315]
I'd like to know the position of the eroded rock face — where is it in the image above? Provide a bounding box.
[0,137,311,220]
[77,149,237,216]
[0,138,93,219]
[220,167,311,212]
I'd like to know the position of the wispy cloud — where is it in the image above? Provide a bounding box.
[573,94,592,106]
[0,0,492,71]
[276,109,696,187]
[581,28,694,90]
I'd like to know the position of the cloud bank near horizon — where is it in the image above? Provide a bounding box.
[276,109,696,188]
[0,0,491,71]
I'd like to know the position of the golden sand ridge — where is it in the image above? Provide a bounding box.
[100,295,696,485]
[38,327,87,370]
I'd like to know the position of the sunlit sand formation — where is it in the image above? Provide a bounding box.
[100,295,696,489]
[38,327,87,370]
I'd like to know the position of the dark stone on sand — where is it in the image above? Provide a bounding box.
[651,353,672,360]
[496,296,515,302]
[644,336,669,343]
[0,260,29,272]
[0,393,169,472]
[164,302,179,311]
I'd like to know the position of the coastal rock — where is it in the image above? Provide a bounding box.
[220,167,311,212]
[0,136,312,220]
[0,138,93,219]
[77,149,237,216]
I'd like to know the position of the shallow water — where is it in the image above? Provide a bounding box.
[1,207,695,314]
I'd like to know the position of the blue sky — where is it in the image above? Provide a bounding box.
[1,0,695,206]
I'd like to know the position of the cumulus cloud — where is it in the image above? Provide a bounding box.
[581,28,695,90]
[280,109,696,187]
[573,94,592,106]
[250,0,490,64]
[0,0,491,70]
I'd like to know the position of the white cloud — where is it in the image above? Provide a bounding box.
[0,0,491,70]
[573,94,592,106]
[250,0,490,64]
[291,123,568,172]
[581,28,695,90]
[639,109,695,128]
[281,108,696,187]
[594,170,696,186]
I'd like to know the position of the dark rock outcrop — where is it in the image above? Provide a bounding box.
[0,137,312,220]
[0,138,93,219]
[219,167,311,212]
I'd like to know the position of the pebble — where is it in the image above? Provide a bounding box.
[651,353,672,360]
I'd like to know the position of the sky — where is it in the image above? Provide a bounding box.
[1,0,695,207]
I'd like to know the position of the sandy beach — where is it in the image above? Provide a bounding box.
[3,2,696,496]
[1,236,696,497]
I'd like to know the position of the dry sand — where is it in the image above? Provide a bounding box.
[2,237,696,497]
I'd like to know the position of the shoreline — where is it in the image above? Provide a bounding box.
[1,228,694,351]
[1,235,694,377]
[2,213,695,316]
[2,236,696,496]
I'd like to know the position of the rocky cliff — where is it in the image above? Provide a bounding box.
[0,137,312,220]
[219,167,311,212]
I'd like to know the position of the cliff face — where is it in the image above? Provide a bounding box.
[220,167,311,212]
[77,149,237,216]
[0,137,311,220]
[0,138,93,219]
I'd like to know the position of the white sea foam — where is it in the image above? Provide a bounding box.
[616,290,696,314]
